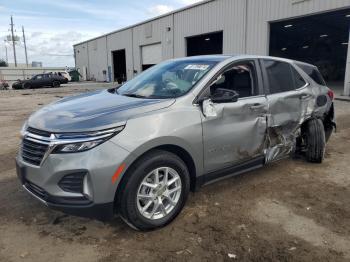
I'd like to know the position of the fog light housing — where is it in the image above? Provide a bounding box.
[58,172,85,193]
[83,175,93,200]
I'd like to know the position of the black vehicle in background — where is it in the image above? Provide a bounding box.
[12,73,67,90]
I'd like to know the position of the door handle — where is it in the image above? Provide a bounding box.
[300,94,312,100]
[249,103,265,110]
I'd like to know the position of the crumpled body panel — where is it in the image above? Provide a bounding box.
[264,85,329,163]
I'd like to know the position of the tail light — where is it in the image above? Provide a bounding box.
[327,89,334,101]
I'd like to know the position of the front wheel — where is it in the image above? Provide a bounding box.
[119,150,190,230]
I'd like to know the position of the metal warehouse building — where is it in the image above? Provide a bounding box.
[73,0,350,95]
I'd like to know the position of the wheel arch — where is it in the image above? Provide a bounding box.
[114,143,198,210]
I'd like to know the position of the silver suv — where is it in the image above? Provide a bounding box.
[16,55,335,230]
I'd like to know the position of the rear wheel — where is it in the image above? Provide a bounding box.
[23,83,31,89]
[52,81,60,88]
[324,127,333,142]
[304,119,326,163]
[119,150,190,230]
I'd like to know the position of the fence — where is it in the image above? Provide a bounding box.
[0,67,66,85]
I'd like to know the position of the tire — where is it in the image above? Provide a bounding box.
[119,150,190,231]
[52,81,60,88]
[23,83,31,89]
[304,119,326,163]
[324,127,333,142]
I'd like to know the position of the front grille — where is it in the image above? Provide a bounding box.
[21,138,49,166]
[58,173,86,193]
[27,127,51,137]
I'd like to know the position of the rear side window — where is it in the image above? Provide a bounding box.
[291,66,307,89]
[296,63,326,86]
[262,60,296,94]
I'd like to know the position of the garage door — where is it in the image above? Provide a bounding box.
[141,43,162,70]
[269,9,350,84]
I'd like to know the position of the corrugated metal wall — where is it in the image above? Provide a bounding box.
[74,0,350,82]
[173,0,246,57]
[87,37,107,81]
[106,29,133,80]
[132,15,173,73]
[74,42,88,79]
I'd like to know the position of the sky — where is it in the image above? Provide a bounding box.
[0,0,203,67]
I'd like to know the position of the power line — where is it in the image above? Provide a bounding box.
[41,53,74,57]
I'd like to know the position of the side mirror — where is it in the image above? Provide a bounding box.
[211,88,239,103]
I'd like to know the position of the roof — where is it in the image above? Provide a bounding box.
[172,55,233,62]
[73,0,214,47]
[176,55,318,68]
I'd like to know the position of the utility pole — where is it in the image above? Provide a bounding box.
[5,45,8,63]
[4,41,8,63]
[10,15,17,67]
[22,26,28,67]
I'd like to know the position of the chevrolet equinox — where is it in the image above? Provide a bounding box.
[16,55,335,230]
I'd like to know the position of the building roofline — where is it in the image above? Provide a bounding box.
[73,0,214,47]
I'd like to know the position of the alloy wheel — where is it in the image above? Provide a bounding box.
[136,167,182,220]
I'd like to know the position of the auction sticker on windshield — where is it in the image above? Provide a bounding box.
[185,64,210,70]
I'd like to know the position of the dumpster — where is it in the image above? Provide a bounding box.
[69,69,81,82]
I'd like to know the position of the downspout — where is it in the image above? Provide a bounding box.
[244,0,248,54]
[131,27,135,78]
[87,43,90,80]
[344,28,350,96]
[172,13,175,58]
[105,35,108,82]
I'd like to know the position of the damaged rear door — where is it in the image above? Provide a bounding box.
[261,59,312,162]
[201,59,268,173]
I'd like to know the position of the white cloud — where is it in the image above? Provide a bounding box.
[2,30,100,67]
[32,0,127,20]
[0,0,206,67]
[148,5,174,16]
[178,0,204,6]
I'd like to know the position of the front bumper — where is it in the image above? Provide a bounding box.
[20,177,114,221]
[16,140,133,221]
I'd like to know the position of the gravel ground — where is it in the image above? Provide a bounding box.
[0,83,350,262]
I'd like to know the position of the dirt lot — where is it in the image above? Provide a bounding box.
[0,84,350,262]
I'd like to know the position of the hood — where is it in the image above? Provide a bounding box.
[28,89,175,133]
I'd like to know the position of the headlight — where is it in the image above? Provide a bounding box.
[20,121,28,137]
[55,140,105,153]
[52,126,124,153]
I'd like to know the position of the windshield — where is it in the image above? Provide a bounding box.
[117,59,218,99]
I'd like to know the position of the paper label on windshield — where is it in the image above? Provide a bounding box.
[185,64,210,70]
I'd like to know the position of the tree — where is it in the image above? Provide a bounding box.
[0,59,8,67]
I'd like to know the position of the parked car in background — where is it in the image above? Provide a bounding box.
[0,80,9,90]
[16,55,335,230]
[50,71,71,82]
[12,73,66,89]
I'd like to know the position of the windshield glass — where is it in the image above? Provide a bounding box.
[117,59,218,98]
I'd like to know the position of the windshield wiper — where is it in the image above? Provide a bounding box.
[107,87,120,94]
[122,93,146,98]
